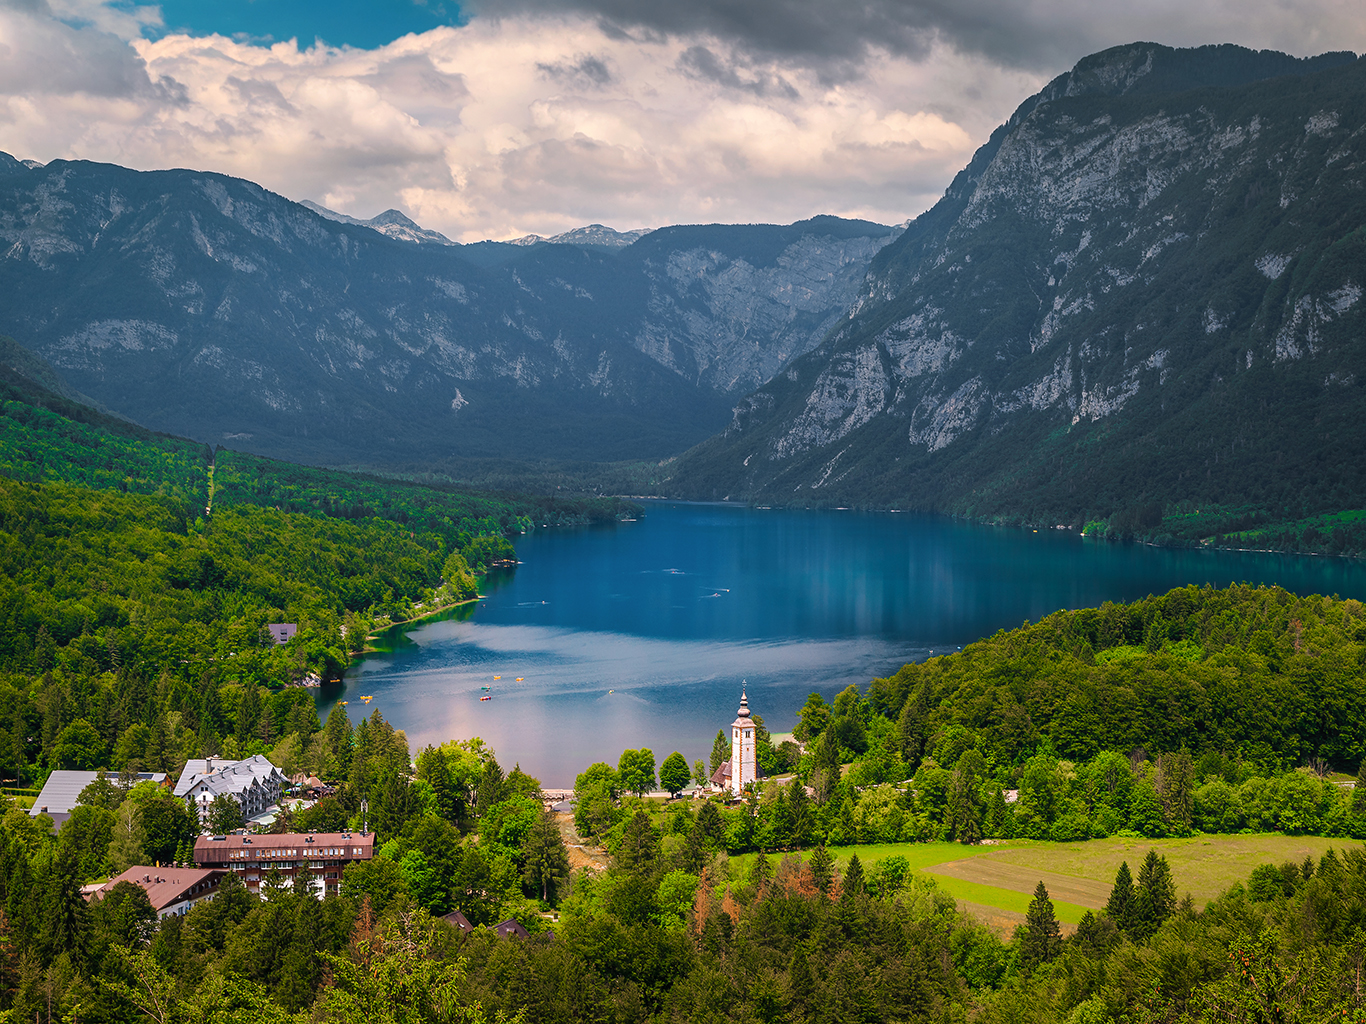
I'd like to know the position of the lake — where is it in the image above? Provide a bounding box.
[325,502,1366,786]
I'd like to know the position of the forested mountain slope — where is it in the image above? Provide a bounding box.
[669,44,1366,536]
[0,153,894,469]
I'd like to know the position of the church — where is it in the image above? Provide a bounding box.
[708,688,758,796]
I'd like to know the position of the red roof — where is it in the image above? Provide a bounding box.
[93,867,224,912]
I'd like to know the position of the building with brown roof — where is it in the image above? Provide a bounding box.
[442,910,474,934]
[90,867,225,918]
[194,831,375,895]
[494,918,530,939]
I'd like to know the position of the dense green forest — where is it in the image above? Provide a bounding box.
[6,340,1366,1019]
[5,527,1366,1020]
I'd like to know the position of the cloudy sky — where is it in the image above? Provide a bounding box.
[1,0,1362,242]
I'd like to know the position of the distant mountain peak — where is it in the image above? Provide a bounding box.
[0,151,44,177]
[299,199,454,246]
[505,224,655,249]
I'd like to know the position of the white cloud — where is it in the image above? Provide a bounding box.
[1,2,1362,242]
[0,7,1037,239]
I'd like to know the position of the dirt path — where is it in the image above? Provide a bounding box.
[554,810,610,873]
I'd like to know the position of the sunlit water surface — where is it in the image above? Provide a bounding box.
[323,502,1366,785]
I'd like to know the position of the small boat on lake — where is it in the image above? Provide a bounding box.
[480,695,492,701]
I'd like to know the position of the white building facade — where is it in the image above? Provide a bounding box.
[174,754,286,822]
[730,689,757,796]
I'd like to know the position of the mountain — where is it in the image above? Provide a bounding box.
[299,201,456,246]
[507,224,655,249]
[667,43,1366,532]
[0,158,895,469]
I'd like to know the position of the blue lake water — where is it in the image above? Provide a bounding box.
[325,502,1366,786]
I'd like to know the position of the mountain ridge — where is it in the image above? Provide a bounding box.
[665,43,1366,537]
[0,156,896,469]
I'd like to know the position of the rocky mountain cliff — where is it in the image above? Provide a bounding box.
[0,159,894,468]
[669,44,1366,529]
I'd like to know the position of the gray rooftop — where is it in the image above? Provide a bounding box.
[31,770,167,828]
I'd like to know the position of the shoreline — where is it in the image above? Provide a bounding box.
[358,594,483,654]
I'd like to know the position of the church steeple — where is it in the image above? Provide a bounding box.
[730,683,757,796]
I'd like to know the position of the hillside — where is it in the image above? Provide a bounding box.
[667,44,1366,543]
[0,154,895,469]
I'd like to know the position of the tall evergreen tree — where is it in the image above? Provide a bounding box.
[1104,860,1136,933]
[710,730,730,776]
[842,854,865,898]
[984,786,1009,839]
[40,846,90,967]
[896,688,926,769]
[788,777,814,847]
[946,750,984,844]
[809,846,834,894]
[789,946,814,1011]
[475,756,505,819]
[1021,881,1062,971]
[415,745,458,822]
[749,850,772,888]
[617,811,659,874]
[1132,849,1177,940]
[521,812,570,902]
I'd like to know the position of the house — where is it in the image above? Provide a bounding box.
[267,623,298,645]
[29,770,167,830]
[90,866,225,918]
[494,918,529,939]
[194,830,375,895]
[175,755,286,821]
[442,910,474,935]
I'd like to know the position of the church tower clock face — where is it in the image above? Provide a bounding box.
[731,687,757,796]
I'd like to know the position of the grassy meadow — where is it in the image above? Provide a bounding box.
[814,834,1364,931]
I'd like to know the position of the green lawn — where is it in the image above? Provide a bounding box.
[725,835,1362,930]
[819,834,1364,926]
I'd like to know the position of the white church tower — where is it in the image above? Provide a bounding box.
[730,687,757,796]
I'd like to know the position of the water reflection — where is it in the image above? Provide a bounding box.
[327,502,1366,785]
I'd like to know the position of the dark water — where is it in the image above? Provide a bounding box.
[326,502,1366,786]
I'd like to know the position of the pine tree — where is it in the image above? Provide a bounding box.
[1075,908,1121,957]
[710,730,730,775]
[617,811,659,873]
[985,786,1008,839]
[809,846,834,894]
[788,778,813,847]
[522,812,570,902]
[1104,860,1135,933]
[789,946,814,1010]
[1020,881,1062,971]
[946,751,984,844]
[842,854,865,898]
[749,850,772,888]
[896,689,925,769]
[1132,849,1177,940]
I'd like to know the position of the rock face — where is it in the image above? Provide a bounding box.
[669,44,1366,524]
[0,160,894,467]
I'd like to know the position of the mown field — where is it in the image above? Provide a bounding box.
[822,834,1361,932]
